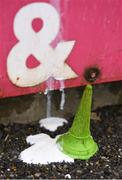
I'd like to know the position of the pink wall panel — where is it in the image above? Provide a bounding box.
[0,0,122,98]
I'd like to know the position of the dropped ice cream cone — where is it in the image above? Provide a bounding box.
[57,85,98,160]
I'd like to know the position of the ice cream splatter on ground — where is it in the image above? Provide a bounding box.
[39,117,68,131]
[65,174,72,179]
[20,133,74,164]
[20,117,73,164]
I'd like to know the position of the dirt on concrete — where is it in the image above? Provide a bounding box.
[0,81,122,125]
[0,104,121,179]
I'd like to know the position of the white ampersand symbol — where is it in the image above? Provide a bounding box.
[7,2,77,87]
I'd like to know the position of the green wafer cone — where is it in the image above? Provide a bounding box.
[57,85,98,160]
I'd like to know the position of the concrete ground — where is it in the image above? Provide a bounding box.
[0,104,122,179]
[0,81,121,125]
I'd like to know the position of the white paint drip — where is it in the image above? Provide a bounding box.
[46,77,55,91]
[45,78,66,116]
[46,91,52,117]
[39,117,68,131]
[46,77,55,117]
[59,79,65,89]
[20,133,74,164]
[60,89,65,110]
[59,80,65,110]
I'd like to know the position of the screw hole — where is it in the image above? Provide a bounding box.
[84,67,100,83]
